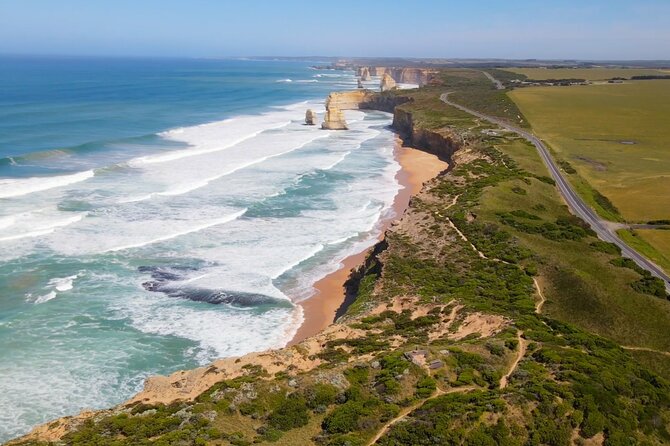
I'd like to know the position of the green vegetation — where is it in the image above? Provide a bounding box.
[618,228,670,276]
[438,69,529,127]
[503,67,669,81]
[484,68,528,86]
[384,68,529,130]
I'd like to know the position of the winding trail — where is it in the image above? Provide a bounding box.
[500,330,527,389]
[446,217,487,259]
[482,71,504,90]
[622,346,670,357]
[367,329,528,446]
[533,277,546,314]
[366,386,476,445]
[439,91,670,294]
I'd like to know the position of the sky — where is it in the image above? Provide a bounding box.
[0,0,669,60]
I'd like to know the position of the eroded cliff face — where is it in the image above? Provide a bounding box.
[392,106,460,163]
[358,93,412,113]
[359,66,436,86]
[380,73,397,92]
[322,90,457,163]
[324,90,375,110]
[324,90,413,113]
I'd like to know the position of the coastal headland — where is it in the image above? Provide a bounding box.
[9,66,670,446]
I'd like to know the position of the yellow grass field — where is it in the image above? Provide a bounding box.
[504,67,668,80]
[634,229,670,274]
[509,80,670,223]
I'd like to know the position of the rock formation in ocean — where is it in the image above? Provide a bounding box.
[305,109,317,125]
[380,73,397,92]
[360,67,371,81]
[321,107,348,130]
[357,79,364,89]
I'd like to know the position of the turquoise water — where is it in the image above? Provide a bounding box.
[0,56,400,440]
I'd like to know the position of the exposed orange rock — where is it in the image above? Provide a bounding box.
[321,107,348,130]
[380,73,397,92]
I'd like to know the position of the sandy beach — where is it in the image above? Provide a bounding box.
[290,139,449,345]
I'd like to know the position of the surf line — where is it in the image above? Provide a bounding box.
[104,209,247,253]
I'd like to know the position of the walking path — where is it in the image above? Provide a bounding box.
[533,278,546,314]
[366,386,476,445]
[622,346,670,357]
[499,331,527,389]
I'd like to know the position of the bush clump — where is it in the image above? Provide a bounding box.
[267,394,310,431]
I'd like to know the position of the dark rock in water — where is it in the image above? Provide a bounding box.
[138,265,288,307]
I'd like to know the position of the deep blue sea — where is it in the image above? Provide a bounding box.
[0,56,401,440]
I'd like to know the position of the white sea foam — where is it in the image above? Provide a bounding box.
[276,78,293,83]
[48,274,79,292]
[0,215,16,230]
[321,151,351,171]
[0,213,85,243]
[114,293,301,362]
[0,170,94,199]
[271,244,325,279]
[104,209,246,252]
[119,131,330,203]
[33,291,57,304]
[30,274,80,304]
[128,120,291,166]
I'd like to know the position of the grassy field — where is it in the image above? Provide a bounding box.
[508,80,670,224]
[618,228,670,275]
[503,67,669,80]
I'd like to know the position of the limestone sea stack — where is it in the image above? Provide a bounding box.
[321,107,348,130]
[360,67,371,81]
[305,109,317,125]
[357,79,364,89]
[380,73,397,92]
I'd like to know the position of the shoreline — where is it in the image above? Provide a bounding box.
[289,137,449,345]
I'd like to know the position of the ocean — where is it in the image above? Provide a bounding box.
[0,56,402,441]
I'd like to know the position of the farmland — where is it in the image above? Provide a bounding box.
[508,80,670,224]
[504,67,669,81]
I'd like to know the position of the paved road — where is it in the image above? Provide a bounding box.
[440,92,670,293]
[482,71,504,90]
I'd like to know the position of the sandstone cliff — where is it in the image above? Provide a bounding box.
[392,106,459,163]
[362,66,436,86]
[324,90,375,110]
[323,90,413,114]
[380,73,397,92]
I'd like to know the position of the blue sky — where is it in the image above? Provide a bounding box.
[1,0,668,59]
